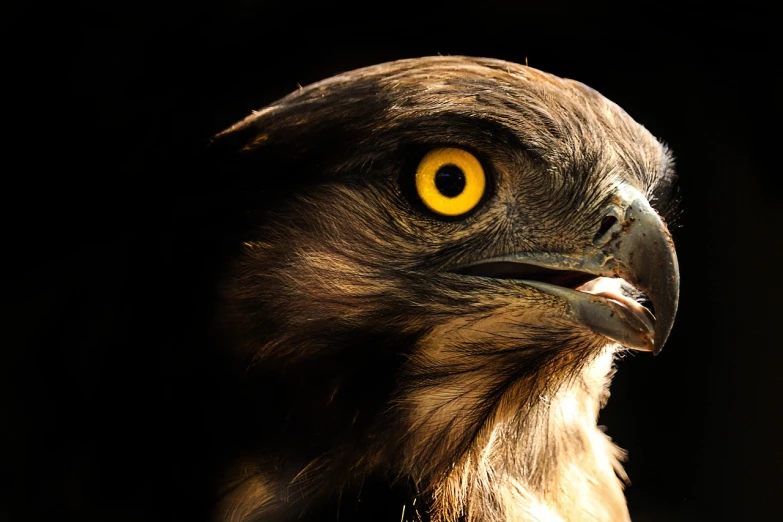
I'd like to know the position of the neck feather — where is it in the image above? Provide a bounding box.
[427,347,630,522]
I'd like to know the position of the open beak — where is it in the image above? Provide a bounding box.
[453,185,680,354]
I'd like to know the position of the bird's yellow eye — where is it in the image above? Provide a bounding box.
[415,148,486,217]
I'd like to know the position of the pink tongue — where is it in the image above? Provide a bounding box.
[577,277,656,333]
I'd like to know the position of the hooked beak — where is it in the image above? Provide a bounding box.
[453,185,680,354]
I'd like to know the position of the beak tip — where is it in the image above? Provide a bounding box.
[651,303,677,355]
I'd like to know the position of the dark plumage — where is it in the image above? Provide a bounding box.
[206,56,679,522]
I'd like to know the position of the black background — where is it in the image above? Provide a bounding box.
[3,2,781,521]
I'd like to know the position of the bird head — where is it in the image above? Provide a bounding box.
[210,56,679,522]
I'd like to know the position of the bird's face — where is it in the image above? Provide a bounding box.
[214,57,679,508]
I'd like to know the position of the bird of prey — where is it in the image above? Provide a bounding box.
[207,56,679,522]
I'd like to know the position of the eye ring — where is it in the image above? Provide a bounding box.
[415,148,486,217]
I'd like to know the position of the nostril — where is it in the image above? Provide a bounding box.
[593,215,619,244]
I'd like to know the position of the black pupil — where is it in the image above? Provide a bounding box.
[435,165,466,198]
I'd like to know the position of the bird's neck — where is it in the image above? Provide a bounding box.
[215,349,630,522]
[426,347,630,522]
